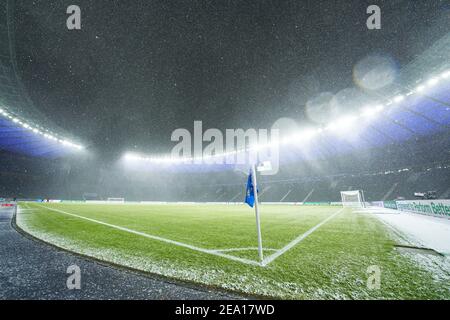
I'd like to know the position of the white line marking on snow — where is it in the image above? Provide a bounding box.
[34,204,261,266]
[261,207,345,266]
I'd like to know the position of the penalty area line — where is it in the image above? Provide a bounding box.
[34,204,261,267]
[261,207,345,266]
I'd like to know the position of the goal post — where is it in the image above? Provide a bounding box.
[340,190,365,208]
[107,197,125,203]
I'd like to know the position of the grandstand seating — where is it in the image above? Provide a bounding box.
[1,119,449,202]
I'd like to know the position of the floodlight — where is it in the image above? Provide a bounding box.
[281,136,291,145]
[119,67,447,164]
[0,110,84,150]
[281,133,294,144]
[360,105,381,116]
[124,152,140,161]
[415,85,425,92]
[325,122,338,131]
[328,115,357,131]
[393,95,404,103]
[361,107,377,118]
[375,104,384,112]
[426,77,439,87]
[249,144,262,151]
[299,129,317,140]
[441,70,450,79]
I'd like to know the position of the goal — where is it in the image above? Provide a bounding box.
[340,190,365,207]
[107,197,125,203]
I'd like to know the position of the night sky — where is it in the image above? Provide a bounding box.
[13,0,450,157]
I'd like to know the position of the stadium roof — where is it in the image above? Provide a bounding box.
[124,66,450,169]
[0,1,449,162]
[0,0,83,158]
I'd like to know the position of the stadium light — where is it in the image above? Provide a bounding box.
[124,152,143,161]
[249,143,262,152]
[326,115,357,132]
[413,70,450,94]
[324,122,337,131]
[426,77,439,87]
[281,136,292,145]
[393,95,405,103]
[298,128,318,141]
[361,108,375,118]
[340,115,357,125]
[0,108,84,151]
[124,68,450,164]
[415,85,425,93]
[441,70,450,79]
[360,105,383,118]
[375,104,384,112]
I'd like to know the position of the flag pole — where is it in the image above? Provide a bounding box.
[251,163,264,264]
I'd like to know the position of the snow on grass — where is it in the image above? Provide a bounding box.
[16,202,450,299]
[373,208,450,254]
[369,207,450,286]
[16,209,306,298]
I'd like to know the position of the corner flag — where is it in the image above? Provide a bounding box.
[245,170,256,207]
[244,165,264,264]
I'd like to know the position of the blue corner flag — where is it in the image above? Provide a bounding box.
[245,170,256,207]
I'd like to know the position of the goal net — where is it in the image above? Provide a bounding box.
[107,197,125,203]
[340,190,364,207]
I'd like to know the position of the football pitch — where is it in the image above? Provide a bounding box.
[16,202,449,299]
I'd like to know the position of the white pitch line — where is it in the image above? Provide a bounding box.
[34,204,261,266]
[261,207,345,266]
[211,247,278,253]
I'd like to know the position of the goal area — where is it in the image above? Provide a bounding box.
[340,190,365,207]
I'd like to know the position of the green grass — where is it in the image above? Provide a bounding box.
[16,202,449,299]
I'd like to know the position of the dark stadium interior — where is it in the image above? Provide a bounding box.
[1,0,450,304]
[1,132,449,201]
[1,0,449,202]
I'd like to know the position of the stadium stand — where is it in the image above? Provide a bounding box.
[0,0,449,204]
